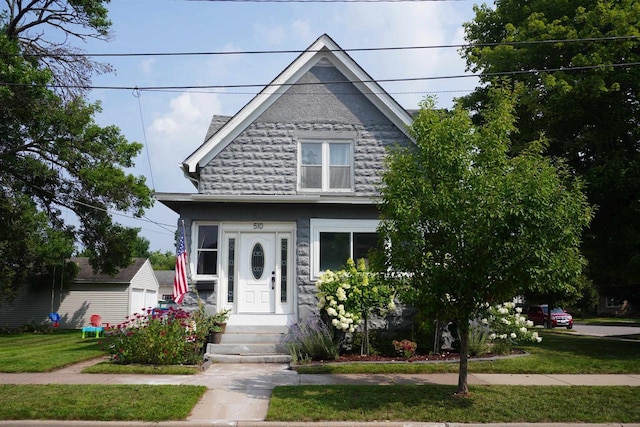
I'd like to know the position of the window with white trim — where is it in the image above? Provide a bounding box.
[310,219,380,279]
[194,224,219,276]
[605,297,622,308]
[299,141,353,191]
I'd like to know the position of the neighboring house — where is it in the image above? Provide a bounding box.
[597,295,635,316]
[156,34,414,328]
[0,258,159,328]
[155,270,176,302]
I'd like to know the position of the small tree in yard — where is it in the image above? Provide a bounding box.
[316,258,395,355]
[377,89,592,396]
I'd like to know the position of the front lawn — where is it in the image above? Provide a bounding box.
[0,384,206,421]
[268,384,640,423]
[0,330,104,372]
[295,330,640,374]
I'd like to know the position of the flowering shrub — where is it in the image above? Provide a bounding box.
[103,305,212,365]
[316,258,395,332]
[473,302,542,354]
[316,258,395,355]
[282,317,339,363]
[392,339,417,359]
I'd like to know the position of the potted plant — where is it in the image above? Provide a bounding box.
[208,309,231,344]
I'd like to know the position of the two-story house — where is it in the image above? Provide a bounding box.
[157,34,414,331]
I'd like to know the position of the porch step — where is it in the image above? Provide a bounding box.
[204,324,292,364]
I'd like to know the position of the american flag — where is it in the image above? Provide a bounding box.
[173,228,189,304]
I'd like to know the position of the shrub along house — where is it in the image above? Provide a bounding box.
[156,34,414,358]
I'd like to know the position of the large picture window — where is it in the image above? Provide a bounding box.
[195,224,219,276]
[310,219,380,279]
[300,141,352,191]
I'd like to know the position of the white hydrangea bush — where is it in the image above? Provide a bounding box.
[316,258,395,334]
[484,302,542,351]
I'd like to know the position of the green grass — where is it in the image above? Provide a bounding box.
[0,330,105,372]
[295,330,640,374]
[0,384,206,421]
[82,361,199,375]
[268,385,640,423]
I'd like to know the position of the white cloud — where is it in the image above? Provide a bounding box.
[148,91,222,192]
[329,2,479,109]
[138,58,156,75]
[253,23,287,46]
[291,20,311,41]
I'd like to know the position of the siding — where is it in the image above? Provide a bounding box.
[129,259,159,313]
[0,285,52,328]
[0,284,129,328]
[58,285,129,328]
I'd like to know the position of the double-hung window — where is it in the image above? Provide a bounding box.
[195,224,219,276]
[299,141,352,191]
[310,219,380,279]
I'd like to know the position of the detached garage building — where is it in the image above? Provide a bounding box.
[0,258,159,329]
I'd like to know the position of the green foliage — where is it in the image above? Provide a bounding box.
[103,305,217,365]
[316,258,395,355]
[391,339,417,359]
[149,250,176,270]
[378,91,592,392]
[283,317,339,363]
[482,302,542,355]
[467,322,491,357]
[0,32,153,303]
[461,0,640,300]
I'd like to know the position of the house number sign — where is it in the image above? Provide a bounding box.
[253,223,264,230]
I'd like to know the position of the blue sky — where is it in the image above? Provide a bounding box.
[81,0,481,253]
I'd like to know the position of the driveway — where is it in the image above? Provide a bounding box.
[571,323,640,337]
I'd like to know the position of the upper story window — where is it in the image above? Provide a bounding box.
[195,224,219,276]
[299,141,353,191]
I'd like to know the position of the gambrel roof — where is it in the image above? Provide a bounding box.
[181,33,413,182]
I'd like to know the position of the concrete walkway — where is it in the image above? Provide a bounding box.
[1,358,640,426]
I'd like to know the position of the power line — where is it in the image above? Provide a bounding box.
[12,35,640,58]
[183,0,468,2]
[3,61,639,92]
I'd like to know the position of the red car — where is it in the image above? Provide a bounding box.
[527,305,573,329]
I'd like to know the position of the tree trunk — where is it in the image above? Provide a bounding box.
[361,317,369,356]
[546,301,554,329]
[456,320,470,396]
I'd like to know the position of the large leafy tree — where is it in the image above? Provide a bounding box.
[378,91,592,395]
[461,0,640,303]
[0,3,153,303]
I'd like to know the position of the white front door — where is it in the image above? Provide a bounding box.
[237,232,276,313]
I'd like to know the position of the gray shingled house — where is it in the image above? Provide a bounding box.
[156,34,414,337]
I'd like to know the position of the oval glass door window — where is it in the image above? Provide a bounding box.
[251,243,265,280]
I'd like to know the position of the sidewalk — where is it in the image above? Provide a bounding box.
[1,360,640,426]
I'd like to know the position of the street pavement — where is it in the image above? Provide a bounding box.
[571,323,640,337]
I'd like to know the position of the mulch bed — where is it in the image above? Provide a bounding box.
[312,349,526,364]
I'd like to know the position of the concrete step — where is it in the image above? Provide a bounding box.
[224,325,288,334]
[206,342,288,355]
[206,353,292,364]
[205,324,291,363]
